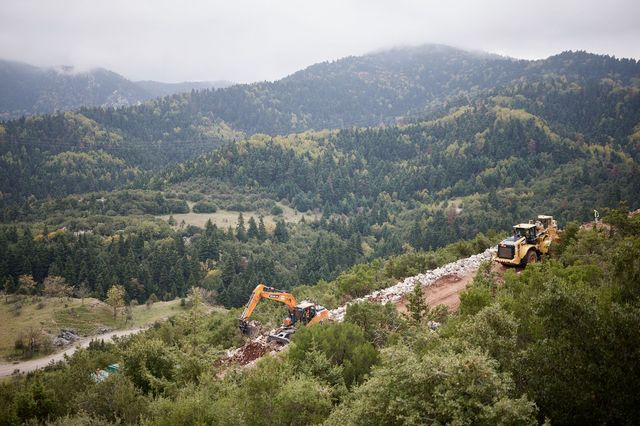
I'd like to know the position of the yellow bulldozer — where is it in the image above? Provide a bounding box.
[494,215,560,267]
[238,283,329,344]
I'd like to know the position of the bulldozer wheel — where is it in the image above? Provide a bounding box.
[524,250,538,266]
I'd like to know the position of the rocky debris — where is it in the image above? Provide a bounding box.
[96,327,112,335]
[329,248,494,322]
[52,328,81,347]
[213,335,285,369]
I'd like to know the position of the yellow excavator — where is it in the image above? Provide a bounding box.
[238,283,329,344]
[494,215,560,267]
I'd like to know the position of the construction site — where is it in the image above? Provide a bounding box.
[214,214,564,371]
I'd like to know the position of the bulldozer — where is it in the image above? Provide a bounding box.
[494,215,560,267]
[238,283,329,344]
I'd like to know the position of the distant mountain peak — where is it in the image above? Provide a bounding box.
[0,59,234,120]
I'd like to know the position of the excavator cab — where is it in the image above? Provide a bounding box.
[292,301,317,325]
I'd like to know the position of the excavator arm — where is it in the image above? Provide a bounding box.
[238,283,297,333]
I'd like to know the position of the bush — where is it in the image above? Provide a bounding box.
[345,302,403,347]
[12,303,22,316]
[289,323,378,387]
[192,201,218,213]
[74,374,148,423]
[271,205,284,215]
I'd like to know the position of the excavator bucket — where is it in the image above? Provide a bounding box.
[239,319,259,337]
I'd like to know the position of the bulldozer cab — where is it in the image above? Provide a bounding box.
[514,224,537,244]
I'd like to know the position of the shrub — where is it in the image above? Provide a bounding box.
[192,201,218,213]
[289,323,379,387]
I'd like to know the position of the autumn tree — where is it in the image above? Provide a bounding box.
[43,276,70,299]
[75,283,90,305]
[106,285,125,320]
[18,275,37,296]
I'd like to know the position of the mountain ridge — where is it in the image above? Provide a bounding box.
[0,59,233,119]
[1,45,638,210]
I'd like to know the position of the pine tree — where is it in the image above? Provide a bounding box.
[247,216,259,239]
[236,213,247,242]
[273,219,289,243]
[407,283,428,322]
[257,216,268,241]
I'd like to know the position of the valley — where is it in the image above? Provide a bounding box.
[0,43,638,425]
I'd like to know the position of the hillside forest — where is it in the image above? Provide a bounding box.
[0,45,639,425]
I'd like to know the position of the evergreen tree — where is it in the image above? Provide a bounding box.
[406,283,428,322]
[273,219,289,243]
[236,213,247,242]
[247,216,259,240]
[257,216,268,241]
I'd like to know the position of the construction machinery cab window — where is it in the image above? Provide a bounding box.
[514,225,536,244]
[293,301,317,325]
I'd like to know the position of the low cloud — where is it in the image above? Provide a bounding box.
[0,0,638,83]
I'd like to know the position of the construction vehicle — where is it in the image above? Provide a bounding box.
[494,215,560,267]
[238,283,329,344]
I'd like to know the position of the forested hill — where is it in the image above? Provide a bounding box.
[0,59,227,120]
[65,46,640,137]
[1,46,639,210]
[150,100,640,235]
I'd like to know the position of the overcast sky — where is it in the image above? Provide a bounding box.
[1,0,638,83]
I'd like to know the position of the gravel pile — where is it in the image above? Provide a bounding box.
[329,248,494,322]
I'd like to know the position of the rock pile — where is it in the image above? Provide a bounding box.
[214,335,285,369]
[329,248,494,322]
[52,328,80,347]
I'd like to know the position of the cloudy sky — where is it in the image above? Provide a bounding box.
[1,0,638,83]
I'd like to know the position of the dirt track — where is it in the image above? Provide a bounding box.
[396,270,478,314]
[0,327,146,377]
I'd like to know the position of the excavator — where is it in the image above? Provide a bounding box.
[238,283,329,344]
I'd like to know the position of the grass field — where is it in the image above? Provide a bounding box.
[158,203,311,230]
[0,296,187,360]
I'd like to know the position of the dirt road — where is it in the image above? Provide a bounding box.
[0,327,146,377]
[397,269,478,314]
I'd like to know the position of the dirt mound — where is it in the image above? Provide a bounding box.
[213,335,284,370]
[234,341,270,365]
